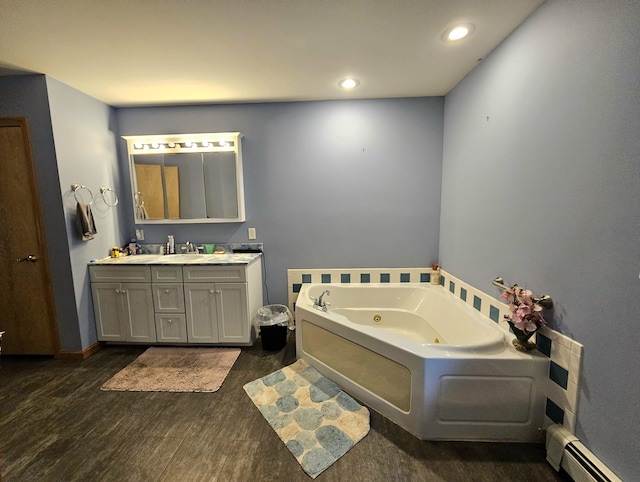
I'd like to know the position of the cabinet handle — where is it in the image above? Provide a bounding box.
[121,289,127,294]
[215,289,221,294]
[115,289,120,294]
[167,319,173,324]
[209,290,215,294]
[165,289,170,294]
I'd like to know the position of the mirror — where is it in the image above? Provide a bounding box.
[124,133,245,223]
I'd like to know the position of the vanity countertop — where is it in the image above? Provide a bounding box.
[89,252,262,266]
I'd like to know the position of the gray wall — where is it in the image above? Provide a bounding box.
[440,1,639,479]
[116,98,444,304]
[46,77,123,349]
[0,75,80,351]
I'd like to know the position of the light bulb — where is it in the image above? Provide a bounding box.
[448,26,469,40]
[339,78,360,90]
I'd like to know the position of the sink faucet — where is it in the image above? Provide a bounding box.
[312,290,331,311]
[185,241,198,253]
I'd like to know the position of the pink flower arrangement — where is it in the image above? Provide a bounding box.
[500,285,546,334]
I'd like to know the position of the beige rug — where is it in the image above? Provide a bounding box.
[101,347,241,392]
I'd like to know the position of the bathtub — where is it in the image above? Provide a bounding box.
[295,283,549,442]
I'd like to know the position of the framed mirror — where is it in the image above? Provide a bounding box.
[123,133,245,224]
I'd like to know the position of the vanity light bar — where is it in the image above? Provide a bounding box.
[123,132,242,154]
[131,140,234,151]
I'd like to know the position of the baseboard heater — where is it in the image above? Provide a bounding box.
[546,425,621,482]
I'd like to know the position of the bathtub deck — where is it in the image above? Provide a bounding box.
[0,335,568,481]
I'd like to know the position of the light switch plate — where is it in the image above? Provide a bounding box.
[135,229,144,240]
[248,227,256,240]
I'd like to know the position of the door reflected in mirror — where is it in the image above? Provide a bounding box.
[124,133,245,224]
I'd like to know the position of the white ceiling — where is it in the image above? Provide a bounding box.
[0,0,544,107]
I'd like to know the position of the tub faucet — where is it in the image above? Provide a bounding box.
[313,290,331,311]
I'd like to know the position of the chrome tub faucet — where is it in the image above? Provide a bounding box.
[312,289,331,311]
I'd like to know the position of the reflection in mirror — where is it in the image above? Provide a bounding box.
[124,133,245,224]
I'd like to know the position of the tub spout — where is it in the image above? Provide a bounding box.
[312,290,331,311]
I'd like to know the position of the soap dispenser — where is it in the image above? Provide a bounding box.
[166,235,175,254]
[430,264,441,285]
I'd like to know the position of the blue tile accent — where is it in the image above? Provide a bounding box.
[440,275,445,286]
[489,305,500,323]
[340,273,350,283]
[293,283,302,293]
[460,287,467,302]
[380,273,390,283]
[361,273,370,283]
[302,274,311,284]
[549,361,569,390]
[449,281,455,293]
[546,398,565,424]
[536,333,552,358]
[321,274,331,283]
[421,273,430,283]
[473,295,482,311]
[400,273,410,283]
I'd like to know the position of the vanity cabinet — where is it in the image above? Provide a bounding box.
[89,256,262,346]
[89,266,156,343]
[151,266,187,342]
[183,264,261,345]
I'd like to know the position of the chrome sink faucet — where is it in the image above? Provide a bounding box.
[184,241,198,253]
[312,290,331,311]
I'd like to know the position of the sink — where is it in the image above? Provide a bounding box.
[160,254,211,263]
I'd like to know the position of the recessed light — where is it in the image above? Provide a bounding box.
[442,23,475,42]
[339,78,360,90]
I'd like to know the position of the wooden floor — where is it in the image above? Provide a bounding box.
[0,334,570,481]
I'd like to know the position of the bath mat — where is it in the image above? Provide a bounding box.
[100,346,241,392]
[243,359,370,479]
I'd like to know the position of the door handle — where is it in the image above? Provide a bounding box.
[17,255,38,262]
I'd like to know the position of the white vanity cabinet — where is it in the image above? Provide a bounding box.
[89,266,156,343]
[89,255,263,346]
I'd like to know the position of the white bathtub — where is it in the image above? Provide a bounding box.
[295,283,549,442]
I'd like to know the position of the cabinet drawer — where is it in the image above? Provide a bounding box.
[151,266,183,282]
[89,265,151,283]
[183,266,246,282]
[155,314,187,343]
[152,284,185,312]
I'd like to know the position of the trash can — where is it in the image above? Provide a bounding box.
[254,304,292,351]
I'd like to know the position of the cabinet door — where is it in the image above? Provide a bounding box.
[91,283,124,341]
[216,282,249,343]
[155,314,187,343]
[184,283,219,343]
[152,283,185,313]
[121,283,156,342]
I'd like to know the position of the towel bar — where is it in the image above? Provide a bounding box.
[71,183,94,205]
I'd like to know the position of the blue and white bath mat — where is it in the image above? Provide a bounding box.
[243,359,370,479]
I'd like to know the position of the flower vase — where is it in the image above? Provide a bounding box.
[508,321,536,352]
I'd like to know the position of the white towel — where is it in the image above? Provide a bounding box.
[75,202,97,240]
[135,204,149,220]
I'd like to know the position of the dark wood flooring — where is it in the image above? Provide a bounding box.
[0,334,571,481]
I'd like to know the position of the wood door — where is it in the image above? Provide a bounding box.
[165,165,180,219]
[134,163,165,219]
[0,118,59,355]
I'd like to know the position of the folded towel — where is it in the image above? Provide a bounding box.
[75,202,97,241]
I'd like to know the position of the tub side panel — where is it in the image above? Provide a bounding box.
[300,320,411,411]
[421,357,549,442]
